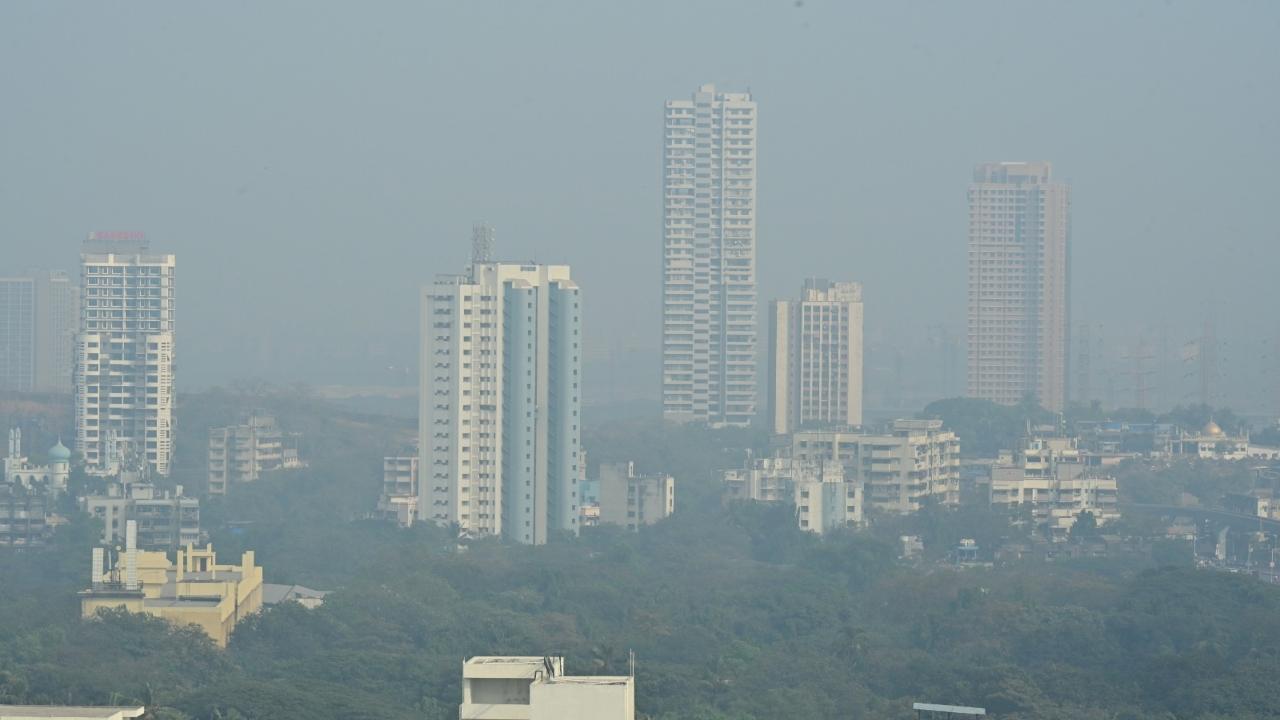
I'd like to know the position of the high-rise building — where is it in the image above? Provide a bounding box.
[967,162,1070,411]
[75,234,176,476]
[0,270,78,393]
[420,260,582,545]
[662,83,758,427]
[768,279,863,435]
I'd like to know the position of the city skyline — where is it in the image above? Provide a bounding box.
[3,3,1278,416]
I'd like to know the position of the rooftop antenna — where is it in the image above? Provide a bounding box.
[471,223,495,266]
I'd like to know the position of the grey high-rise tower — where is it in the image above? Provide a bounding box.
[967,162,1070,411]
[0,270,78,393]
[662,83,758,427]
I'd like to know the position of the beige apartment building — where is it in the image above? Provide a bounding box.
[79,521,262,648]
[662,84,758,427]
[990,436,1119,538]
[967,162,1070,411]
[791,419,961,514]
[208,413,301,495]
[768,279,863,435]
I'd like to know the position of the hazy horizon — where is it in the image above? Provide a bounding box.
[4,1,1278,414]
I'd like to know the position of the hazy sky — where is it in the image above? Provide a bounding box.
[3,1,1278,410]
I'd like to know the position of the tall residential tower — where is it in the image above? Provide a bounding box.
[420,257,582,545]
[662,83,757,427]
[0,270,78,393]
[967,162,1070,411]
[768,279,864,435]
[75,234,176,476]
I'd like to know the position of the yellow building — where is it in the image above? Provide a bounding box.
[79,520,262,647]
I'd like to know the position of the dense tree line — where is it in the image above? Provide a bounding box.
[1,394,1278,718]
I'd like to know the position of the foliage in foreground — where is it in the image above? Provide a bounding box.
[1,394,1278,719]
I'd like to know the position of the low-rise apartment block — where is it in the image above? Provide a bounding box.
[208,413,303,495]
[723,455,800,503]
[596,462,674,531]
[791,419,961,514]
[461,656,634,720]
[0,485,50,548]
[376,456,420,528]
[82,478,199,550]
[989,436,1119,538]
[724,456,862,534]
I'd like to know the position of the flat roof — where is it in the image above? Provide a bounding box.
[913,703,986,715]
[466,656,555,665]
[0,706,146,720]
[545,676,632,686]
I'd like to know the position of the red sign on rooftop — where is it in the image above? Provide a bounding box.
[88,231,147,241]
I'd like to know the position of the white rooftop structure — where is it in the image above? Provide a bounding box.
[0,707,145,720]
[461,656,634,720]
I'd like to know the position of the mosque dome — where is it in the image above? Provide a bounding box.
[48,439,71,462]
[1202,420,1225,437]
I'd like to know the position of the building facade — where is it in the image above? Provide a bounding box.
[376,455,420,528]
[769,279,863,435]
[207,413,301,495]
[989,436,1119,537]
[82,479,200,550]
[967,162,1070,411]
[793,460,863,535]
[74,235,176,476]
[461,656,635,720]
[662,83,758,427]
[0,271,78,394]
[791,420,961,514]
[4,428,70,498]
[420,261,582,544]
[80,521,262,648]
[0,486,50,548]
[723,456,862,534]
[596,462,675,531]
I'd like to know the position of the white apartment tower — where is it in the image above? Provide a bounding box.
[420,259,582,545]
[75,234,176,476]
[768,279,863,435]
[0,270,78,393]
[662,83,758,427]
[967,162,1070,411]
